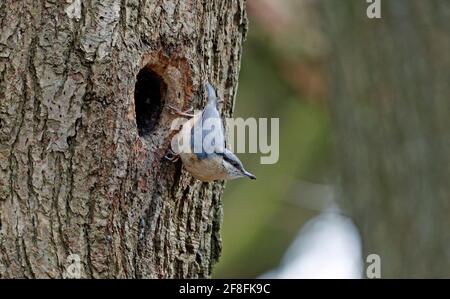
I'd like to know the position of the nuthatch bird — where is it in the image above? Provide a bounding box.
[166,83,256,182]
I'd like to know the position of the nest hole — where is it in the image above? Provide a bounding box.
[134,67,167,137]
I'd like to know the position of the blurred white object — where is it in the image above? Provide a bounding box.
[263,211,363,279]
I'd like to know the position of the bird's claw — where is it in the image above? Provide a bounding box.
[165,149,180,162]
[167,105,195,118]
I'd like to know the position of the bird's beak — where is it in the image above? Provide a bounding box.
[243,170,256,180]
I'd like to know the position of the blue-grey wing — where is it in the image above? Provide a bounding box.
[191,103,225,159]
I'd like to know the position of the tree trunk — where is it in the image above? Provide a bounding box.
[322,0,450,278]
[0,0,247,278]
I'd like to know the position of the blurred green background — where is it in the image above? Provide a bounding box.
[215,0,450,278]
[214,0,334,278]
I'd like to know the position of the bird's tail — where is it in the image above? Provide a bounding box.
[206,82,217,106]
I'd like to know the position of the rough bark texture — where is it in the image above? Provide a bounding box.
[0,0,247,278]
[322,0,450,278]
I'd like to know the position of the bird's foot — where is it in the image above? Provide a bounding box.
[165,149,180,162]
[167,105,195,118]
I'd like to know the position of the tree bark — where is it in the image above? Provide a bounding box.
[322,0,450,278]
[0,0,247,278]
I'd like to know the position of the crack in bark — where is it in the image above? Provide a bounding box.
[21,238,35,278]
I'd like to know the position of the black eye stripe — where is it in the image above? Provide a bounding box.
[223,154,242,170]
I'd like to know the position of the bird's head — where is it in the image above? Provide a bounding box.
[221,149,256,180]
